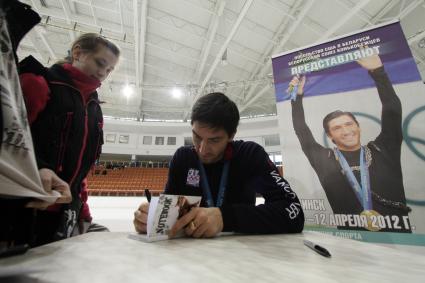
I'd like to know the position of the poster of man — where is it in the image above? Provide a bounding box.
[272,21,425,241]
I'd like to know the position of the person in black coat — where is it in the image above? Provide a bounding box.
[134,93,304,238]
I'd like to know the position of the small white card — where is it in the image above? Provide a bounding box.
[131,194,201,242]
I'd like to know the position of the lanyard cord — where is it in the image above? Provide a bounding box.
[198,160,230,207]
[335,146,372,210]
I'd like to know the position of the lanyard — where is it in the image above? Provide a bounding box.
[335,146,372,210]
[198,159,230,208]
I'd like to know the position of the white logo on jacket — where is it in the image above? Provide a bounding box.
[186,168,200,187]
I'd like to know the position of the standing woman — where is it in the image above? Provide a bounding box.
[19,33,120,246]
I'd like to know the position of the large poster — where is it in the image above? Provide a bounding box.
[272,21,425,245]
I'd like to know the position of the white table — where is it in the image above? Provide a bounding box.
[1,231,425,282]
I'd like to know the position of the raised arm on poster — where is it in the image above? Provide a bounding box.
[289,50,411,233]
[356,49,383,71]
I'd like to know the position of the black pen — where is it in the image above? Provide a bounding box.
[145,189,151,203]
[303,240,331,258]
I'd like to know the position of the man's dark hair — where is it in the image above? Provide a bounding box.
[323,110,359,134]
[191,92,240,136]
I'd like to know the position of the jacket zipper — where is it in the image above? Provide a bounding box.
[68,111,89,187]
[93,121,103,163]
[56,112,73,172]
[50,81,100,188]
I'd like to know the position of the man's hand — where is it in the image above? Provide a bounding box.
[26,168,72,209]
[287,75,306,96]
[133,202,149,234]
[169,207,223,238]
[357,47,383,71]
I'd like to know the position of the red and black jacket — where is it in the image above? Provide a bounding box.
[19,56,104,242]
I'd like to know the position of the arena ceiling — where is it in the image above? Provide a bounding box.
[17,0,425,121]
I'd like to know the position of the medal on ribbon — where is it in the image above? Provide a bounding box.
[335,146,381,231]
[360,209,381,232]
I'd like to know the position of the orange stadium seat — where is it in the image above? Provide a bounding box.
[87,166,168,196]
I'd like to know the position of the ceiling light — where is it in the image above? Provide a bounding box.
[122,84,134,98]
[172,87,183,98]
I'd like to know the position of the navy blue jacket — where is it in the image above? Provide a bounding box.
[165,141,304,234]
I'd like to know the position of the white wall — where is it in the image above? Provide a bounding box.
[102,116,283,156]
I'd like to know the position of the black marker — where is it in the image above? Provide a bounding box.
[144,189,151,203]
[303,240,331,258]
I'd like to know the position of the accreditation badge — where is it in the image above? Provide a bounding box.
[361,210,381,232]
[186,168,200,187]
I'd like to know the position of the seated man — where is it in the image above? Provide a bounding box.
[133,92,304,238]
